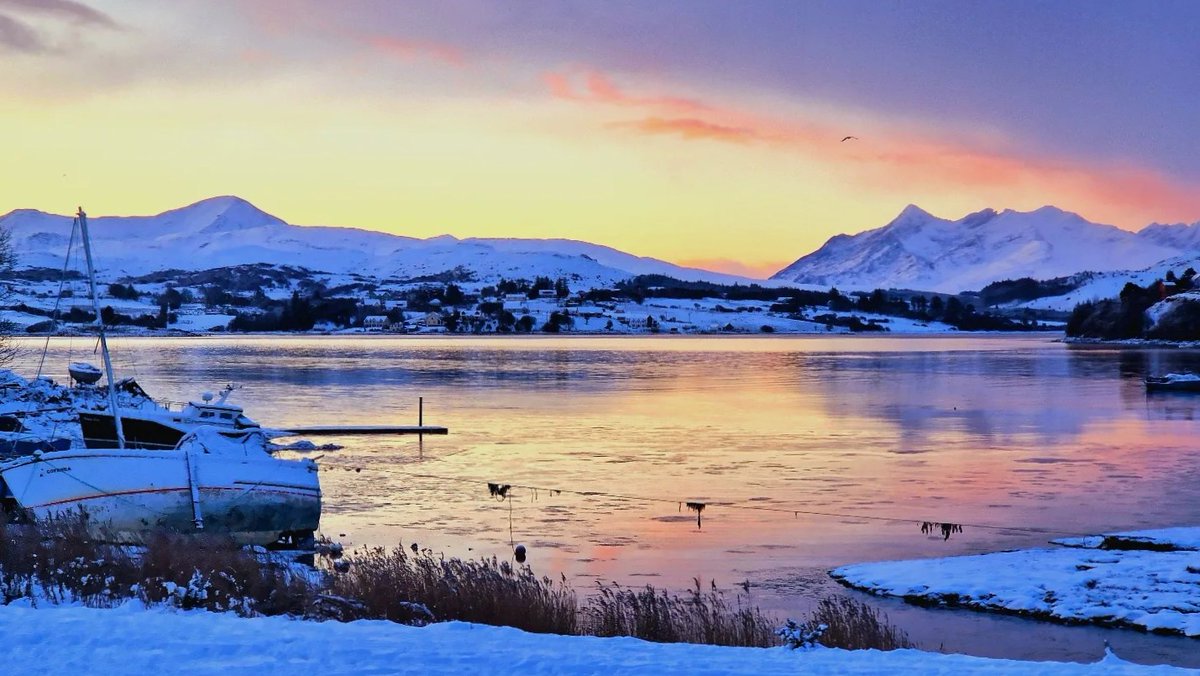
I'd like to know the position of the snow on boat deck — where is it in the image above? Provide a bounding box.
[0,603,1188,675]
[833,527,1200,638]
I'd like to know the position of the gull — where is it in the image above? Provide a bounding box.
[841,136,859,142]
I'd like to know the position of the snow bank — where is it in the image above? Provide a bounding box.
[0,604,1186,675]
[832,539,1200,637]
[1053,527,1200,552]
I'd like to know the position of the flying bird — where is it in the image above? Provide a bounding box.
[841,136,859,142]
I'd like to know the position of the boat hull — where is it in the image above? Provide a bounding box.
[0,449,320,545]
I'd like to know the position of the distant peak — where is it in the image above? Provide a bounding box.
[194,195,249,206]
[1031,205,1070,216]
[999,205,1072,218]
[179,195,262,214]
[161,195,285,232]
[896,204,932,219]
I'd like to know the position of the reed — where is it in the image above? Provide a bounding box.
[0,514,137,606]
[804,596,913,650]
[0,519,911,652]
[581,579,778,647]
[136,532,313,616]
[328,544,578,634]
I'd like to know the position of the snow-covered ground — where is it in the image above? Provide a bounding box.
[0,603,1186,675]
[171,312,236,332]
[832,527,1200,638]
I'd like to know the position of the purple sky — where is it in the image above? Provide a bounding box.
[366,0,1200,177]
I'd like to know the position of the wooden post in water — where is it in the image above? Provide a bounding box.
[419,397,424,427]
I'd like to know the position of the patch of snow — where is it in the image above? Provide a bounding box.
[832,530,1200,637]
[1052,527,1200,552]
[0,604,1186,675]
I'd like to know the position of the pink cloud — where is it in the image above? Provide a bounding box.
[544,67,1200,227]
[366,35,465,67]
[609,117,757,144]
[545,68,707,113]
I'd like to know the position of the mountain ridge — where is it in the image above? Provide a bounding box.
[772,205,1193,294]
[0,197,764,287]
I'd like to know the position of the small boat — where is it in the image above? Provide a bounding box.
[0,207,321,546]
[79,384,261,450]
[0,428,319,545]
[1145,373,1200,392]
[68,362,103,385]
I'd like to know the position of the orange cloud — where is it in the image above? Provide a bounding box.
[609,117,757,144]
[545,68,707,113]
[544,67,1200,227]
[366,35,465,67]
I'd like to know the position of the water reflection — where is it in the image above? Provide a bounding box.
[9,335,1200,665]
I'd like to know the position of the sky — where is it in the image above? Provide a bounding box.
[1,1,1198,278]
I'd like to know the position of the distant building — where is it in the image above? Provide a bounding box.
[537,289,557,298]
[363,315,389,331]
[422,312,444,327]
[503,293,526,302]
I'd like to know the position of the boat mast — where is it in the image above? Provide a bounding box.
[77,207,125,449]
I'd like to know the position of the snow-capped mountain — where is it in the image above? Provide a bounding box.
[772,205,1186,294]
[1135,220,1200,251]
[0,197,759,287]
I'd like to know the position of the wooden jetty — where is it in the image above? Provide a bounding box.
[280,425,448,436]
[276,397,446,436]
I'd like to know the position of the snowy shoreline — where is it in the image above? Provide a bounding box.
[16,328,1044,339]
[0,603,1188,675]
[832,527,1200,639]
[1061,337,1200,349]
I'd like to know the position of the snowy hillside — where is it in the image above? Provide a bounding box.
[1021,250,1200,312]
[1136,220,1200,251]
[772,205,1185,294]
[0,197,761,287]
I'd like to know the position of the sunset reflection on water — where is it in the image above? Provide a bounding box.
[13,335,1200,663]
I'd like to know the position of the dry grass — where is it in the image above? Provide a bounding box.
[0,518,911,652]
[0,515,140,606]
[582,579,778,647]
[805,596,913,650]
[0,515,310,616]
[329,544,578,634]
[136,532,314,616]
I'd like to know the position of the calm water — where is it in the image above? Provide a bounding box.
[11,334,1200,666]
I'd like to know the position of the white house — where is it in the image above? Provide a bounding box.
[363,315,390,331]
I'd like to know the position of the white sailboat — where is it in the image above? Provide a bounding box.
[0,208,321,545]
